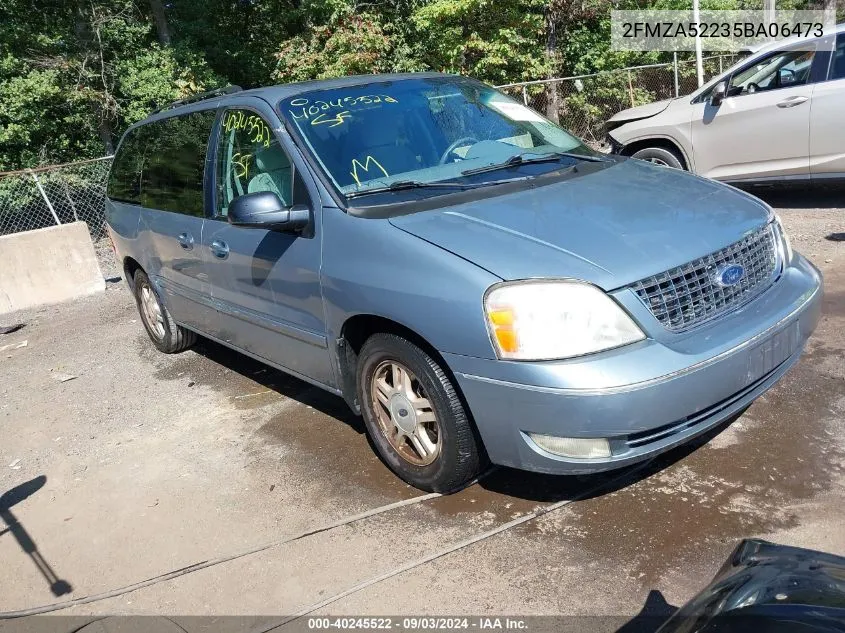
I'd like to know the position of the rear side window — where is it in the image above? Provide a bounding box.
[831,34,845,80]
[107,127,145,204]
[141,111,216,216]
[107,110,216,216]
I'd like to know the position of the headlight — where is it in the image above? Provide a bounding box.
[484,280,645,361]
[774,215,793,264]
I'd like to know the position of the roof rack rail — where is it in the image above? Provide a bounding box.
[152,85,243,115]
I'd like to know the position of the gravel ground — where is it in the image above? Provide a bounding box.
[0,188,843,627]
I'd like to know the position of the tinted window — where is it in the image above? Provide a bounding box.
[831,34,845,80]
[107,127,145,204]
[140,111,216,216]
[216,109,293,216]
[728,49,815,96]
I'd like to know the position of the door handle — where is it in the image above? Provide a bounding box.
[211,239,230,260]
[177,232,194,250]
[777,95,808,108]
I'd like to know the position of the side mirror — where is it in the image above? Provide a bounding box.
[779,68,796,85]
[227,191,310,233]
[709,81,727,107]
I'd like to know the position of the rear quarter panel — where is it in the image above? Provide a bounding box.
[105,198,141,281]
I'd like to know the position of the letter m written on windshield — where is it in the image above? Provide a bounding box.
[350,156,389,186]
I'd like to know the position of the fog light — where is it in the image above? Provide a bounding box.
[528,433,612,459]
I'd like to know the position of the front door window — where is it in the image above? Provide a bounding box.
[728,49,815,96]
[215,109,293,217]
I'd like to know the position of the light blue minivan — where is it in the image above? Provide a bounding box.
[106,73,822,492]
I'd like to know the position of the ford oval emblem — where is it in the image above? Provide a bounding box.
[716,264,745,287]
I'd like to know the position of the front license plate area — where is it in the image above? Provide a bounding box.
[746,320,801,385]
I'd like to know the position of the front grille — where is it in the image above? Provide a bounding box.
[631,223,779,332]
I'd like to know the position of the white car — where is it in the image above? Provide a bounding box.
[606,24,845,184]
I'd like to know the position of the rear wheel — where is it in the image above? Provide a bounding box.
[631,146,685,170]
[133,270,196,354]
[357,333,483,492]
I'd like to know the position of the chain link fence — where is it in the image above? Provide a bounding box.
[497,54,740,148]
[0,156,116,272]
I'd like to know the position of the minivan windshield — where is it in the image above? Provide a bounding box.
[279,77,595,196]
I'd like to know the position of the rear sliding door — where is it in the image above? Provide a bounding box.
[136,110,217,332]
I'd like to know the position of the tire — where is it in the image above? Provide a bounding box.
[631,146,685,170]
[357,333,483,492]
[133,269,196,354]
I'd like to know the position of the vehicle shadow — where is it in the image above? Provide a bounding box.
[615,589,679,633]
[0,475,73,597]
[739,183,845,210]
[186,337,744,503]
[189,338,366,435]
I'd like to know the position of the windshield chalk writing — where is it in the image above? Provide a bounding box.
[350,156,389,186]
[311,111,352,127]
[288,95,399,127]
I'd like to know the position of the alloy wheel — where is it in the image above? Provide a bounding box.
[370,360,441,466]
[140,285,166,340]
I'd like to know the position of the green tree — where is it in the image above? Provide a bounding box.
[273,13,401,82]
[411,0,547,84]
[0,0,218,170]
[2,0,839,171]
[166,0,347,88]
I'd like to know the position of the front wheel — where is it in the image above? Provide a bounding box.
[631,146,685,170]
[357,333,483,492]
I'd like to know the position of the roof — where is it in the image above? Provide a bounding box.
[138,72,452,127]
[238,71,450,102]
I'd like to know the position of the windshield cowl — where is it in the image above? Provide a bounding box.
[344,175,536,199]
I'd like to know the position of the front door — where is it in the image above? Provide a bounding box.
[201,102,334,387]
[690,46,817,182]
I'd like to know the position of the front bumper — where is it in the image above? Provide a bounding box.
[605,132,624,155]
[445,254,823,474]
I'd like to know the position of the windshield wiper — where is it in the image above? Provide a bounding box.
[345,177,527,199]
[460,151,610,177]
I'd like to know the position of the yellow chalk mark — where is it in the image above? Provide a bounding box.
[311,111,352,128]
[232,152,252,179]
[350,156,389,186]
[224,111,272,148]
[287,95,399,124]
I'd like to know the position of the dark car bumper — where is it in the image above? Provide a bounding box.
[444,254,822,474]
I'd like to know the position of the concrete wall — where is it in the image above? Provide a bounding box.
[0,222,105,315]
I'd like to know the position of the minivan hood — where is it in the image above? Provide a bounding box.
[606,98,674,129]
[388,159,772,290]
